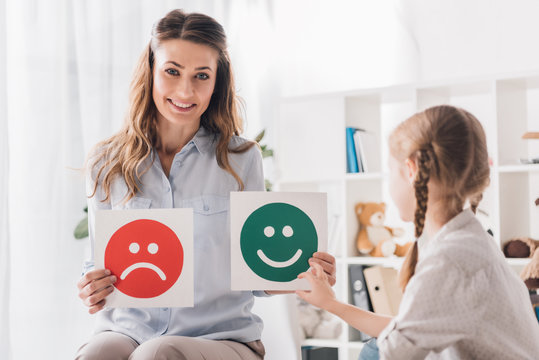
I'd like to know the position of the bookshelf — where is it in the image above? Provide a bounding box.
[275,71,539,360]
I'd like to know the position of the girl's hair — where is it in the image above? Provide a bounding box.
[87,9,253,202]
[389,105,490,291]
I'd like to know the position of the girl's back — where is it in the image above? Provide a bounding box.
[381,209,539,359]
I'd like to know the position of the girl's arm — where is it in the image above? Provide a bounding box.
[297,263,392,338]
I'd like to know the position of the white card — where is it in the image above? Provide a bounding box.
[231,192,328,290]
[95,209,194,308]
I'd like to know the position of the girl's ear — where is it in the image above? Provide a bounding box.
[405,158,418,184]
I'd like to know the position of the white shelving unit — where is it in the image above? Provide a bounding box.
[276,71,539,360]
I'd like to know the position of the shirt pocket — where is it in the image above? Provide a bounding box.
[182,195,228,215]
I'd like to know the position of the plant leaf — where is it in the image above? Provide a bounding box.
[262,149,273,158]
[74,215,89,239]
[255,129,265,143]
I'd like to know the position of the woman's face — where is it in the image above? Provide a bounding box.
[388,154,416,222]
[152,39,218,129]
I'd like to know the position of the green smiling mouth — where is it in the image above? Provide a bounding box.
[240,202,318,282]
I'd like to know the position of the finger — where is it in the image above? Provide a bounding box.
[327,274,337,287]
[84,285,114,307]
[295,290,310,300]
[310,262,327,280]
[88,299,106,315]
[309,257,335,277]
[312,251,335,264]
[77,269,111,290]
[79,275,117,299]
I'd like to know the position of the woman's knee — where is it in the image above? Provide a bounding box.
[129,336,191,360]
[75,331,137,360]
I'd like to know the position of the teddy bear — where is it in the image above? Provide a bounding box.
[296,298,342,339]
[355,202,412,257]
[503,236,539,290]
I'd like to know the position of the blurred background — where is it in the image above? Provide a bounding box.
[1,0,539,359]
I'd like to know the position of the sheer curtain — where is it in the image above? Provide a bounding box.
[2,1,283,359]
[1,0,11,357]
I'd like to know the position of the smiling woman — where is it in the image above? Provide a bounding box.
[74,8,335,360]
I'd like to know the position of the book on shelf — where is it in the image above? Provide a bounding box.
[346,127,359,173]
[349,264,373,342]
[363,266,402,316]
[345,127,379,174]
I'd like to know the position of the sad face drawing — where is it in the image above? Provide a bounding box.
[104,219,184,298]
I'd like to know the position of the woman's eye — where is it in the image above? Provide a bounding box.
[196,73,209,80]
[165,68,179,76]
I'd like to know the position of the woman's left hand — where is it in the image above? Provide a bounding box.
[309,251,336,286]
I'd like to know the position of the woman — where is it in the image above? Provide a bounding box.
[76,9,336,360]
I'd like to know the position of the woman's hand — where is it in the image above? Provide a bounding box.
[296,262,337,310]
[309,251,336,286]
[77,269,117,314]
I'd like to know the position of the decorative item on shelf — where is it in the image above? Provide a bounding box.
[503,237,539,290]
[520,131,539,164]
[297,298,342,340]
[355,202,413,257]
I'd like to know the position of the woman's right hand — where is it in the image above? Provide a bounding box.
[77,269,117,314]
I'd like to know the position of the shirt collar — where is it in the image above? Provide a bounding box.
[189,125,215,155]
[420,208,475,251]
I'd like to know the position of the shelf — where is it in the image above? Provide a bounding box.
[301,338,344,348]
[279,70,539,358]
[345,172,385,180]
[347,341,367,350]
[339,256,405,267]
[497,164,539,173]
[506,258,532,266]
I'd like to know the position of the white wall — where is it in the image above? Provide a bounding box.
[406,0,539,82]
[273,0,420,97]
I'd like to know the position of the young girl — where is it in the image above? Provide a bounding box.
[75,9,335,360]
[297,105,539,359]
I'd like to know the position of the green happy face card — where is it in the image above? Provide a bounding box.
[230,192,327,290]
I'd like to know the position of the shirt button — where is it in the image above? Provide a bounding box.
[203,204,209,211]
[166,188,171,192]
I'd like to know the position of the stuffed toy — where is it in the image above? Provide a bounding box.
[355,202,412,257]
[503,237,539,290]
[297,299,342,339]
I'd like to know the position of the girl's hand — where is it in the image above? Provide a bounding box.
[77,269,117,314]
[296,262,337,310]
[309,252,336,286]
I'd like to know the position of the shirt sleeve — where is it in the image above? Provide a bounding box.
[82,163,112,275]
[377,252,485,359]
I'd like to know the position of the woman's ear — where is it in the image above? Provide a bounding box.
[405,158,418,184]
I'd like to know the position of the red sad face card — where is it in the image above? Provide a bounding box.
[95,209,193,308]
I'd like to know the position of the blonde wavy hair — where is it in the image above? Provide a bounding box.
[389,105,490,291]
[87,9,254,202]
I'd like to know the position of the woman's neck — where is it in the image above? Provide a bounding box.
[155,117,200,155]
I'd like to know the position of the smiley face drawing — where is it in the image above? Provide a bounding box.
[240,202,318,282]
[104,219,184,298]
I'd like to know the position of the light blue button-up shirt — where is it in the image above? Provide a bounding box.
[84,126,267,344]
